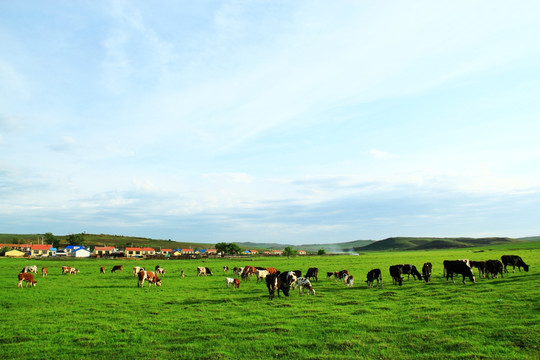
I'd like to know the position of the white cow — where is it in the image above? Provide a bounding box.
[297,277,316,296]
[197,266,207,277]
[22,265,38,274]
[256,269,270,282]
[225,277,235,288]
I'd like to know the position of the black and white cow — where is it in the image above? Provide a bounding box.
[389,265,403,286]
[401,264,422,281]
[485,259,504,279]
[366,268,382,288]
[421,262,432,283]
[265,273,290,300]
[297,277,316,296]
[501,255,529,273]
[443,260,475,284]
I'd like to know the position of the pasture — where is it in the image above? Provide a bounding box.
[1,242,539,359]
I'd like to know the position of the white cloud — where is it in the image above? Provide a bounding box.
[368,149,400,160]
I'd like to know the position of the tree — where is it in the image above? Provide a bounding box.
[318,249,326,255]
[215,242,241,256]
[283,246,297,259]
[227,243,241,255]
[44,232,60,248]
[66,233,85,246]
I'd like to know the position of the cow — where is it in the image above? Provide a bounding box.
[17,273,37,288]
[401,264,422,281]
[485,260,504,279]
[297,277,316,295]
[256,269,270,282]
[100,266,105,274]
[197,266,207,276]
[205,267,213,276]
[233,278,240,288]
[266,267,278,275]
[305,267,319,282]
[62,266,70,275]
[389,265,403,286]
[155,267,166,276]
[345,275,354,287]
[69,267,80,275]
[223,266,229,272]
[326,272,334,280]
[501,255,529,273]
[42,267,48,278]
[265,273,290,300]
[133,267,145,276]
[443,260,475,284]
[283,271,298,289]
[336,270,350,281]
[181,270,185,278]
[138,270,161,287]
[233,267,244,277]
[421,263,432,283]
[241,266,257,280]
[111,265,123,273]
[226,277,240,288]
[470,261,487,278]
[21,265,38,274]
[366,268,382,288]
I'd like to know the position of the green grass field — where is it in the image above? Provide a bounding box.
[1,242,539,359]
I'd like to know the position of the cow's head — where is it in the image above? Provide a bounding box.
[156,279,162,287]
[523,264,530,272]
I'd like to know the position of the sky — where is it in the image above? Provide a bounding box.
[1,1,540,245]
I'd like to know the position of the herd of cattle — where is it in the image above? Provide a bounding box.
[15,255,530,299]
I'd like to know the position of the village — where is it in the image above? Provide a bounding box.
[0,243,309,258]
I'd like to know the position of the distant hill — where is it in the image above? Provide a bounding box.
[359,237,521,251]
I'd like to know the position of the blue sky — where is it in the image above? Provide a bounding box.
[1,1,539,244]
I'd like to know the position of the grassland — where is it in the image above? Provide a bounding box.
[1,241,539,359]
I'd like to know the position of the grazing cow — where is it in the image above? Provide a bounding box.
[17,273,37,288]
[181,270,185,278]
[197,266,207,277]
[400,264,422,281]
[42,267,48,278]
[62,266,70,275]
[326,272,334,280]
[265,273,290,300]
[443,260,475,284]
[111,265,123,273]
[69,268,80,275]
[155,267,166,276]
[389,265,403,286]
[133,267,145,276]
[233,278,240,288]
[138,270,161,287]
[205,267,213,276]
[225,277,235,288]
[345,275,354,287]
[305,267,319,282]
[233,267,244,277]
[256,269,270,282]
[366,268,382,288]
[501,255,529,273]
[336,270,350,281]
[223,266,229,272]
[485,260,504,279]
[421,263,432,283]
[297,277,316,295]
[241,266,257,280]
[470,261,487,278]
[21,265,38,274]
[100,266,105,274]
[282,271,298,289]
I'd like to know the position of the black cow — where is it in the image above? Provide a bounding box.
[421,262,432,283]
[366,268,382,288]
[265,272,290,300]
[305,267,319,282]
[389,265,403,286]
[443,260,475,284]
[485,260,504,279]
[326,272,334,280]
[501,255,529,273]
[205,267,213,276]
[401,264,422,280]
[470,261,487,278]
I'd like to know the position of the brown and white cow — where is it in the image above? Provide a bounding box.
[62,266,70,275]
[18,273,37,288]
[100,266,105,274]
[138,270,161,287]
[42,267,48,278]
[225,277,240,288]
[241,266,257,280]
[133,266,145,276]
[421,263,432,283]
[111,265,123,273]
[155,267,166,276]
[297,277,316,296]
[69,267,80,275]
[197,266,207,277]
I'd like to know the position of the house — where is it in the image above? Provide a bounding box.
[0,244,32,252]
[65,245,84,255]
[171,250,182,256]
[249,249,259,255]
[93,246,116,256]
[160,248,172,257]
[5,249,26,257]
[29,244,52,257]
[181,248,194,254]
[125,247,143,257]
[72,248,91,257]
[206,249,218,255]
[243,250,251,254]
[142,247,156,256]
[271,250,283,256]
[263,251,271,255]
[297,250,307,255]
